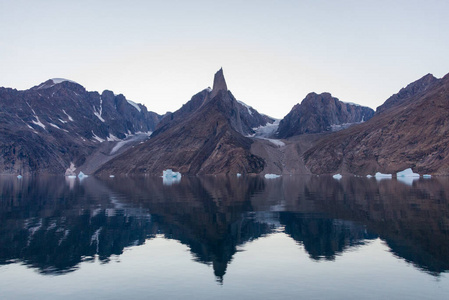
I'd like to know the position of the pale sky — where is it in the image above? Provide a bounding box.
[1,0,448,119]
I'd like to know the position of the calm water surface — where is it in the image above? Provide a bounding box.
[0,175,448,299]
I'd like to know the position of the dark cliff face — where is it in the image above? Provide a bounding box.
[304,73,449,175]
[376,74,439,114]
[154,69,274,138]
[96,89,266,176]
[276,92,374,138]
[96,70,267,176]
[0,79,162,174]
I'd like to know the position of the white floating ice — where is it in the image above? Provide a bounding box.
[78,171,88,179]
[375,172,392,179]
[396,168,419,178]
[423,174,432,178]
[333,174,342,180]
[236,173,242,177]
[17,175,23,179]
[264,174,281,179]
[162,169,182,185]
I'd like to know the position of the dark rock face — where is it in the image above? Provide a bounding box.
[304,73,449,175]
[96,70,267,176]
[0,79,162,175]
[277,92,374,138]
[211,67,228,98]
[154,69,274,138]
[376,74,439,114]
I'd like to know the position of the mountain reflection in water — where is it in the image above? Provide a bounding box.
[0,175,448,282]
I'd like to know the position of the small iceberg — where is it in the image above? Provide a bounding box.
[264,174,281,179]
[396,168,419,186]
[396,168,419,178]
[366,175,373,178]
[109,175,115,178]
[333,174,342,180]
[17,175,23,179]
[375,172,392,179]
[423,174,432,178]
[78,171,88,179]
[236,173,242,177]
[162,169,181,185]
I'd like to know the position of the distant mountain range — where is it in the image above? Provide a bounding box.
[1,69,448,176]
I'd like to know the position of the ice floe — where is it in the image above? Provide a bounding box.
[162,169,181,185]
[375,172,392,179]
[78,171,88,179]
[396,168,420,178]
[333,174,342,180]
[396,168,420,186]
[265,174,281,179]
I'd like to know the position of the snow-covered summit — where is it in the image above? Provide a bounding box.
[33,78,80,90]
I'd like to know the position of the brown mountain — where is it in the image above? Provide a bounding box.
[0,79,162,175]
[303,73,449,175]
[95,69,267,176]
[276,92,374,138]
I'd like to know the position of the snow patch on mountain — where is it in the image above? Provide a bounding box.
[110,132,152,154]
[91,131,105,143]
[32,116,46,129]
[237,100,253,115]
[127,100,141,112]
[62,110,74,121]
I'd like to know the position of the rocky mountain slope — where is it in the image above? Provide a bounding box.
[304,73,449,175]
[0,79,162,175]
[276,92,374,138]
[96,69,268,176]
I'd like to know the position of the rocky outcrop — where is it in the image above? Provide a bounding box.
[376,73,439,114]
[0,79,162,175]
[154,69,274,138]
[304,73,449,175]
[96,70,267,176]
[276,92,374,138]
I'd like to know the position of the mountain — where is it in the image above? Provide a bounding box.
[376,74,439,114]
[276,92,374,138]
[153,68,274,138]
[0,79,162,175]
[96,69,269,176]
[303,72,449,175]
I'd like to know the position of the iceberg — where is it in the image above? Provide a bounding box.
[396,168,419,186]
[17,175,23,179]
[375,172,392,179]
[264,174,281,179]
[78,171,88,179]
[162,169,181,185]
[396,168,419,178]
[109,175,115,178]
[423,174,432,178]
[236,173,242,177]
[333,174,342,180]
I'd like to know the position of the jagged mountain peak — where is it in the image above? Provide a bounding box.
[32,78,81,90]
[376,73,439,114]
[276,92,374,138]
[211,68,228,98]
